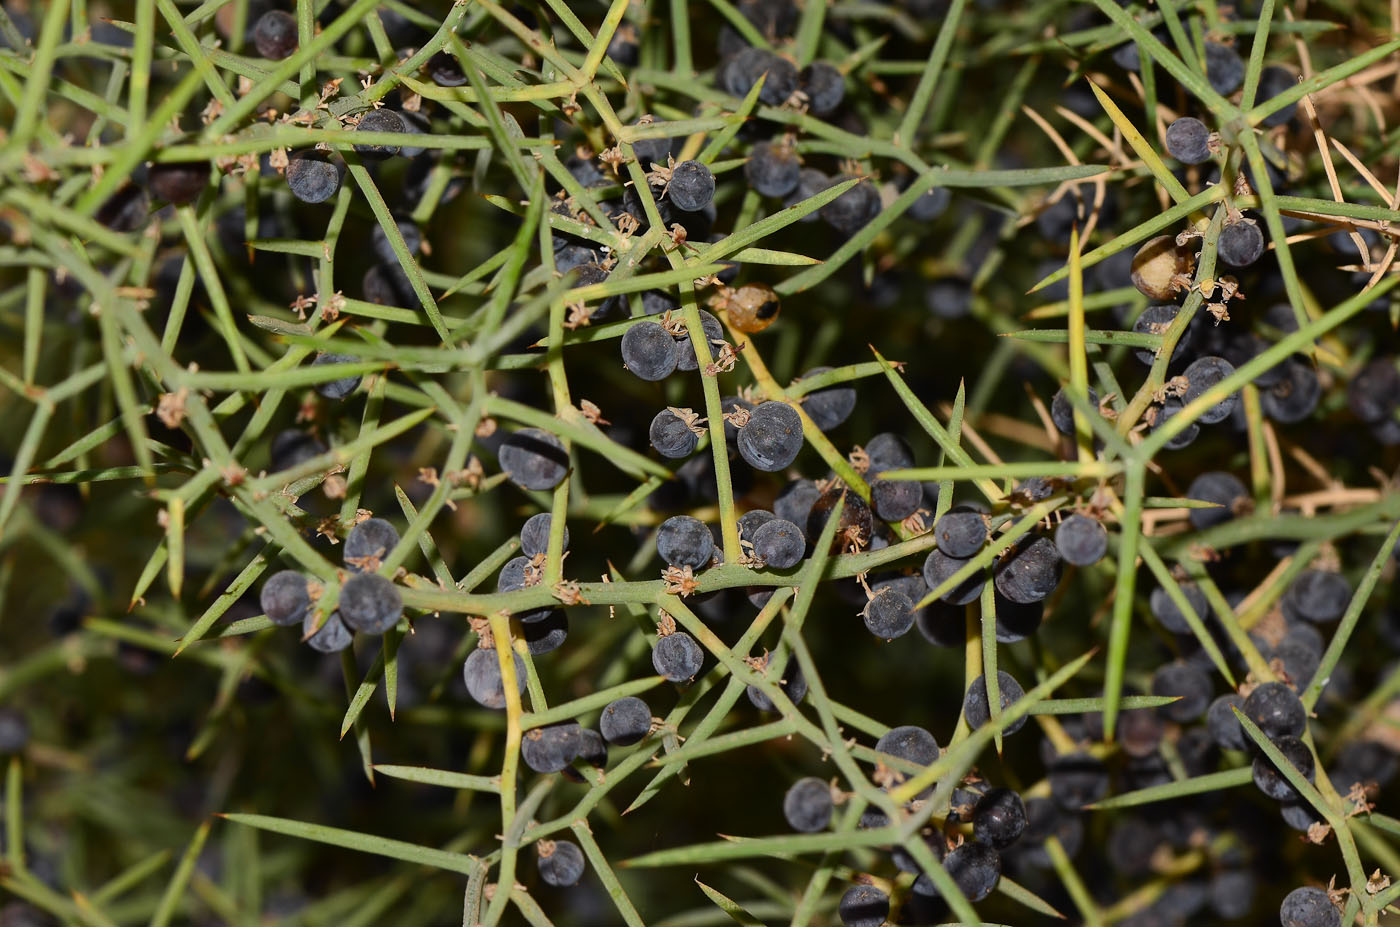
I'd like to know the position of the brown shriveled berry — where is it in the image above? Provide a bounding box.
[721,283,781,334]
[1130,234,1195,301]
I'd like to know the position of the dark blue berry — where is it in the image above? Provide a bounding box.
[499,428,569,491]
[838,885,888,927]
[599,696,651,746]
[820,175,879,235]
[675,310,725,372]
[753,518,804,569]
[657,515,714,569]
[964,671,1027,735]
[304,610,352,653]
[994,536,1062,605]
[1258,66,1299,128]
[537,839,586,887]
[311,353,361,400]
[1051,386,1099,436]
[1282,570,1350,625]
[874,725,939,776]
[747,655,807,711]
[798,61,845,115]
[783,777,832,832]
[1150,661,1211,722]
[286,151,343,203]
[352,108,405,159]
[862,586,915,640]
[737,401,803,472]
[338,573,402,635]
[1165,117,1212,164]
[520,512,567,559]
[523,610,568,655]
[96,183,149,231]
[463,647,525,710]
[653,631,704,681]
[668,160,715,212]
[522,722,583,773]
[799,367,856,431]
[1188,471,1247,530]
[774,478,821,527]
[922,547,984,606]
[1054,514,1107,566]
[1279,886,1339,927]
[260,570,311,626]
[1261,359,1321,424]
[1243,681,1306,740]
[1048,752,1109,809]
[1219,218,1265,267]
[745,140,801,197]
[871,476,920,522]
[1149,581,1209,635]
[0,707,29,755]
[973,788,1026,849]
[649,408,699,459]
[1207,693,1248,751]
[345,518,399,570]
[934,509,986,559]
[426,50,466,86]
[370,217,422,264]
[1252,735,1314,801]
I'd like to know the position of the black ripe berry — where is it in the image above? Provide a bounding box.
[926,276,972,319]
[874,725,939,780]
[0,707,29,756]
[1243,681,1307,740]
[499,428,569,491]
[973,787,1027,849]
[1282,570,1350,624]
[838,885,889,927]
[667,160,715,212]
[782,776,833,832]
[652,630,703,682]
[520,513,568,559]
[286,151,343,204]
[303,610,352,653]
[344,518,400,571]
[426,50,466,86]
[353,108,406,159]
[657,515,714,569]
[260,570,311,626]
[95,183,149,231]
[737,401,803,472]
[744,140,801,197]
[738,509,775,541]
[748,655,807,711]
[536,839,586,887]
[922,547,985,606]
[1149,581,1209,634]
[1252,735,1315,801]
[870,476,920,522]
[649,408,699,459]
[1048,751,1110,809]
[521,722,583,773]
[523,611,568,655]
[798,367,856,432]
[148,161,211,206]
[599,696,651,746]
[861,585,915,640]
[338,572,402,635]
[675,310,725,371]
[964,671,1027,735]
[820,175,879,235]
[1203,41,1245,95]
[1279,886,1340,927]
[1054,514,1107,566]
[935,509,987,559]
[463,647,526,710]
[1261,358,1321,424]
[753,518,805,569]
[936,840,1001,902]
[252,9,297,59]
[1207,693,1248,751]
[621,321,678,381]
[799,61,845,115]
[1259,65,1300,128]
[993,536,1063,605]
[1150,660,1212,722]
[1219,217,1266,267]
[726,47,798,105]
[312,352,361,400]
[1165,116,1212,164]
[1188,471,1248,530]
[1050,385,1099,436]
